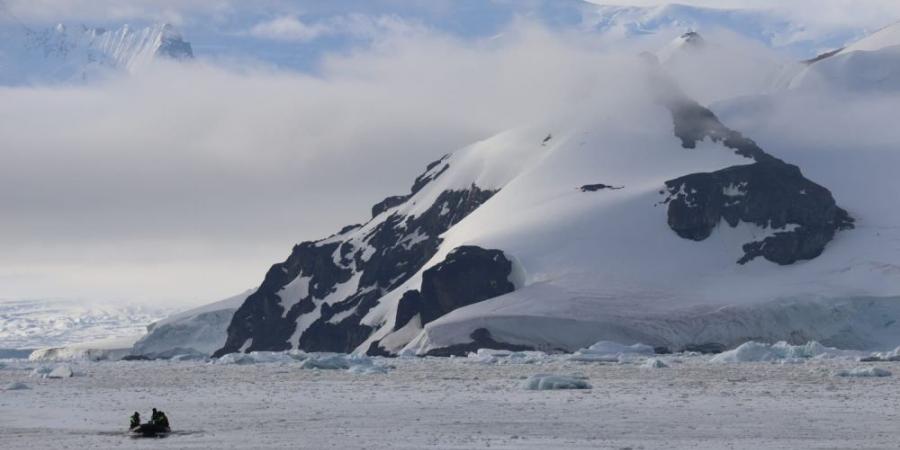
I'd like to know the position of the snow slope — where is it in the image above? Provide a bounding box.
[790,22,900,91]
[130,289,253,358]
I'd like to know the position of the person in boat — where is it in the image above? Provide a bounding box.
[130,412,140,429]
[156,411,170,429]
[151,408,160,424]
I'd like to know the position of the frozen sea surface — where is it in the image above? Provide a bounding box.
[2,355,900,449]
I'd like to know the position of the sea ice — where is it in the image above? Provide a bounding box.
[347,363,390,374]
[569,341,655,363]
[299,354,371,370]
[29,366,52,377]
[214,351,305,365]
[710,341,851,363]
[834,367,892,378]
[46,365,73,378]
[466,349,549,365]
[641,358,669,369]
[523,373,592,390]
[863,346,900,362]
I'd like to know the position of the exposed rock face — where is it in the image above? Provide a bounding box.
[391,246,516,331]
[580,183,623,192]
[661,99,853,265]
[419,246,515,324]
[215,157,498,357]
[155,24,194,60]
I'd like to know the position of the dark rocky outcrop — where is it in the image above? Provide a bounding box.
[661,98,853,265]
[393,290,424,331]
[215,156,499,357]
[424,328,534,357]
[803,48,843,65]
[580,183,624,192]
[156,24,194,60]
[419,246,516,324]
[391,246,516,329]
[682,343,726,354]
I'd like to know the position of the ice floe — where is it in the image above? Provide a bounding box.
[523,373,592,390]
[834,367,892,378]
[466,349,549,365]
[709,341,857,363]
[641,358,669,369]
[568,341,655,363]
[46,365,74,378]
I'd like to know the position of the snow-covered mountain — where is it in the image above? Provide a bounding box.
[789,22,900,92]
[582,3,866,58]
[205,46,900,357]
[0,22,192,84]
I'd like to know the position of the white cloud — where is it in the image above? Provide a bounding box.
[248,16,330,42]
[246,13,425,42]
[0,21,640,304]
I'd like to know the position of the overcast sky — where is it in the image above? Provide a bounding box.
[1,0,899,307]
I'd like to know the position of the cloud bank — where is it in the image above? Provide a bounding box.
[0,21,638,304]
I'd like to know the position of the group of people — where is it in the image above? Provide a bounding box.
[130,408,170,430]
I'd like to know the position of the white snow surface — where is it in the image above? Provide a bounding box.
[788,23,900,92]
[130,289,252,358]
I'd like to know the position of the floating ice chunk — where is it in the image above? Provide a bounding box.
[214,351,306,365]
[169,353,208,362]
[29,366,52,377]
[835,367,892,378]
[863,346,900,362]
[4,382,30,390]
[710,341,852,363]
[523,373,592,390]
[641,358,669,369]
[467,349,549,365]
[300,354,372,370]
[347,363,390,374]
[215,353,257,365]
[569,341,655,362]
[47,365,74,378]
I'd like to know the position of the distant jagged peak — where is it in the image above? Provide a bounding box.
[657,29,706,63]
[678,30,705,46]
[19,21,193,79]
